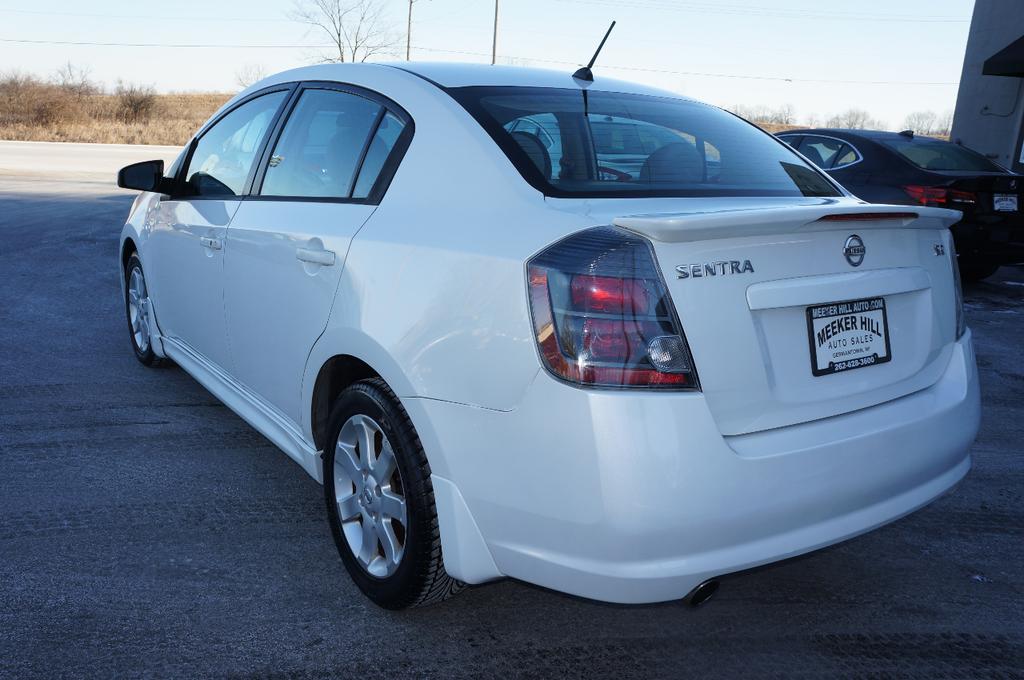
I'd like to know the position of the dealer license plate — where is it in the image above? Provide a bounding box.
[806,297,892,376]
[994,193,1018,212]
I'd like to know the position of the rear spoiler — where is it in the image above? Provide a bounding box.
[614,204,962,244]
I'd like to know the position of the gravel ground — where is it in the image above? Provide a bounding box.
[0,178,1021,678]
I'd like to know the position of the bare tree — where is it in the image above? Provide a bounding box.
[114,80,157,124]
[53,61,98,98]
[730,103,766,121]
[729,104,796,126]
[934,109,954,137]
[235,64,268,89]
[826,108,882,129]
[768,103,795,125]
[804,112,820,128]
[293,0,398,63]
[903,110,937,134]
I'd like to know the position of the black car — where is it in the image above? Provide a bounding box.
[779,129,1023,280]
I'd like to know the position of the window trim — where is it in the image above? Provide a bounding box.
[247,80,415,206]
[169,83,298,200]
[779,133,864,171]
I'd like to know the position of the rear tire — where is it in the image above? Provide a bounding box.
[958,259,1000,282]
[124,253,166,367]
[323,378,463,609]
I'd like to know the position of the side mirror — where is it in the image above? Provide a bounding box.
[117,160,170,193]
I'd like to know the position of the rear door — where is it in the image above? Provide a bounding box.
[147,89,289,370]
[223,83,411,424]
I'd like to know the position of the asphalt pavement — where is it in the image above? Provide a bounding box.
[0,173,1021,678]
[0,141,180,181]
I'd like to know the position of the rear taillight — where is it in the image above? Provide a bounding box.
[903,185,976,206]
[527,227,698,389]
[949,189,977,204]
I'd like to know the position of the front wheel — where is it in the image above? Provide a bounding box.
[323,379,463,609]
[124,253,165,367]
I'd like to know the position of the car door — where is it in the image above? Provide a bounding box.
[223,83,411,424]
[147,88,290,371]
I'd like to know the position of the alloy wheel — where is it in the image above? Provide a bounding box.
[127,266,151,353]
[333,414,408,578]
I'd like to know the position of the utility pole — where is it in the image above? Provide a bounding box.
[491,0,499,65]
[406,0,414,61]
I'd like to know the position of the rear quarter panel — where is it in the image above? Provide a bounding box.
[298,67,599,446]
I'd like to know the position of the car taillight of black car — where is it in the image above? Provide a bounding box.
[902,185,977,207]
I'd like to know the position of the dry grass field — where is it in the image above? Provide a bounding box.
[0,74,230,146]
[0,71,802,147]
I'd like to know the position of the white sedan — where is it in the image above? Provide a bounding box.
[117,62,980,609]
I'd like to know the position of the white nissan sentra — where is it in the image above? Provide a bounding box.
[117,62,980,609]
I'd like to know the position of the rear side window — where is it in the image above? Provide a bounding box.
[798,136,842,168]
[833,145,859,168]
[450,86,839,198]
[261,89,383,199]
[796,136,861,169]
[881,137,1004,172]
[352,111,406,198]
[184,91,287,197]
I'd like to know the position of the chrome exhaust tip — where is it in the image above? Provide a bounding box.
[686,579,720,608]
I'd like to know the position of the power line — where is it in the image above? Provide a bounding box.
[0,1,969,24]
[0,8,289,22]
[0,37,960,86]
[407,46,959,86]
[0,37,315,49]
[553,0,970,23]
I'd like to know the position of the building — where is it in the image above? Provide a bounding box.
[951,0,1024,173]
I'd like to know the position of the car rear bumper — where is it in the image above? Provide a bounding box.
[952,220,1024,263]
[415,331,980,604]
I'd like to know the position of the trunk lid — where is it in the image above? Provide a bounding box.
[549,196,963,435]
[941,172,1024,227]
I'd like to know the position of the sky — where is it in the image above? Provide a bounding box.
[0,0,977,129]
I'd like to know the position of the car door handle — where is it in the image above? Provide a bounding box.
[200,236,222,251]
[296,246,336,267]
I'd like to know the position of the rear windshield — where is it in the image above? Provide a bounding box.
[881,137,1004,172]
[449,86,840,198]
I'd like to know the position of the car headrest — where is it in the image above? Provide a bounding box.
[510,131,552,180]
[639,142,704,184]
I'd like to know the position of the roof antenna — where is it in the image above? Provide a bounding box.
[573,21,616,86]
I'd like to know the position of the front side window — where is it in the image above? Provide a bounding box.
[451,86,839,198]
[881,137,1005,172]
[261,89,383,199]
[183,91,287,197]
